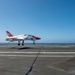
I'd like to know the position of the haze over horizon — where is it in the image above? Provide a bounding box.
[0,0,75,43]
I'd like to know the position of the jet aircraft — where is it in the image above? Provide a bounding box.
[6,31,41,46]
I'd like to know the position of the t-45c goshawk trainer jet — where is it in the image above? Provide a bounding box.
[6,31,41,46]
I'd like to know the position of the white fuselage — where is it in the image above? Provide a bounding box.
[6,31,41,45]
[6,34,35,42]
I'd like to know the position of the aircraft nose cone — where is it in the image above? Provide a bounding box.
[33,36,41,40]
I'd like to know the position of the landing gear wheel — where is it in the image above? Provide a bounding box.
[22,43,24,46]
[18,43,20,46]
[18,41,20,46]
[33,41,35,44]
[22,41,24,46]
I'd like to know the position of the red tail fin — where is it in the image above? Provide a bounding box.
[6,31,13,37]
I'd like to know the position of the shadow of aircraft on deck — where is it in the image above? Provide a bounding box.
[8,46,35,50]
[18,47,34,50]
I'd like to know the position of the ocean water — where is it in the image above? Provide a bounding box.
[0,43,75,46]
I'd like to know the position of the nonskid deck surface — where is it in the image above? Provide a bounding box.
[0,45,75,75]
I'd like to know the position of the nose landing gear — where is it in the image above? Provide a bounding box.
[33,41,35,44]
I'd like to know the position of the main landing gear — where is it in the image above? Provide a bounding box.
[22,40,24,46]
[18,41,20,46]
[18,41,24,46]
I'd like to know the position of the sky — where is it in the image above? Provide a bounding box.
[0,0,75,43]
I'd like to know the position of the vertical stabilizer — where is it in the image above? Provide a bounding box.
[6,31,13,37]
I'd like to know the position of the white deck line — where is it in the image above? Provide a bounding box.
[0,55,74,57]
[0,52,75,57]
[0,52,75,54]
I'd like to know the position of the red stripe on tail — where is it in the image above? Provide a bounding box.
[6,31,13,37]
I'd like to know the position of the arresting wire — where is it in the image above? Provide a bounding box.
[25,46,42,75]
